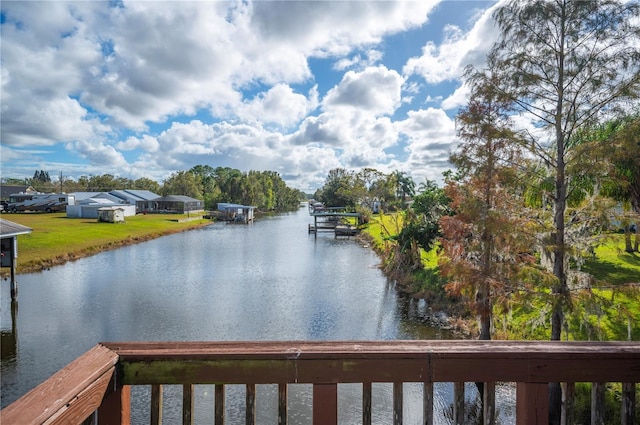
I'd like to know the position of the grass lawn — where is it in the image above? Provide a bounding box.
[2,212,211,275]
[583,233,640,284]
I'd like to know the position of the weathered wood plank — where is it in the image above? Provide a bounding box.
[246,384,256,425]
[621,382,636,425]
[45,368,113,425]
[105,341,640,385]
[150,384,163,425]
[393,382,402,425]
[453,382,464,425]
[1,344,119,424]
[483,382,495,425]
[313,383,337,425]
[183,384,193,425]
[117,358,429,385]
[591,382,605,425]
[278,383,287,425]
[362,382,372,425]
[103,340,640,357]
[516,382,548,425]
[97,384,131,425]
[215,384,225,425]
[561,382,574,425]
[423,382,433,425]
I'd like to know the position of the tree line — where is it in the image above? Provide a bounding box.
[3,165,306,212]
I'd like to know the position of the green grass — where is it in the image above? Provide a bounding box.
[362,214,640,341]
[583,234,640,284]
[3,213,211,274]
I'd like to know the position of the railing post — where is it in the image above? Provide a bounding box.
[483,382,495,425]
[516,382,548,425]
[393,382,403,425]
[246,384,256,425]
[313,383,337,425]
[278,383,288,425]
[591,382,605,425]
[183,384,194,425]
[423,382,433,425]
[215,384,225,425]
[561,382,574,425]
[453,382,464,425]
[151,384,163,425]
[98,384,131,425]
[621,383,636,425]
[363,382,372,425]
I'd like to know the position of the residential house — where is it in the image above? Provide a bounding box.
[153,195,204,214]
[110,190,160,213]
[67,192,135,218]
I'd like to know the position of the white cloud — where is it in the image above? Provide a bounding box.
[70,139,128,168]
[0,0,504,191]
[323,66,404,116]
[403,3,500,84]
[236,84,319,128]
[396,108,457,183]
[441,83,471,110]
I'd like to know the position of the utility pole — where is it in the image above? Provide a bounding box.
[59,171,63,193]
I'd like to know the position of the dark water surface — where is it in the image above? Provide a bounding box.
[1,206,513,423]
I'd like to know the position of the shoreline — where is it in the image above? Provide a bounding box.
[2,220,213,277]
[355,231,474,338]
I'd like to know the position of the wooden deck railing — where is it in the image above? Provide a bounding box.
[1,341,638,424]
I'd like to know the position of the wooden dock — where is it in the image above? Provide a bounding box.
[308,211,361,237]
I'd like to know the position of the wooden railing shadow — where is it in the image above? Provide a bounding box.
[1,340,638,424]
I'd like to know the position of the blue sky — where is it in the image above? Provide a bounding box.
[1,0,500,192]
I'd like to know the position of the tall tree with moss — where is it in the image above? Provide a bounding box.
[487,1,640,420]
[440,68,537,341]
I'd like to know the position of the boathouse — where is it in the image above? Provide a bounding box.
[217,203,256,223]
[0,218,32,299]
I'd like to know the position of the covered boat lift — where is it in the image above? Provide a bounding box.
[1,219,33,299]
[308,211,361,237]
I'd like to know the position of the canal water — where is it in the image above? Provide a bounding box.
[1,206,514,423]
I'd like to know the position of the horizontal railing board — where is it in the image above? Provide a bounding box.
[104,341,640,385]
[117,358,429,385]
[1,344,118,424]
[103,340,640,356]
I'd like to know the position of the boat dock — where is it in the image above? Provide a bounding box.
[308,211,361,237]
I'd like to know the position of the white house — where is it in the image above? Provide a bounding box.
[67,192,135,218]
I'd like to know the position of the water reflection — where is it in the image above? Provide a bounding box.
[0,300,18,364]
[1,207,514,422]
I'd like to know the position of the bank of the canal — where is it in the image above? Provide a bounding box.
[1,212,213,277]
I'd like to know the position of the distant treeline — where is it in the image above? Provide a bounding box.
[3,165,307,211]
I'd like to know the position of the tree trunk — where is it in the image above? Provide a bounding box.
[624,224,634,253]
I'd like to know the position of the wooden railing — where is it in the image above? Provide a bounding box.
[1,341,638,424]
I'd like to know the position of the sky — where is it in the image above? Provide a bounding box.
[1,0,502,193]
